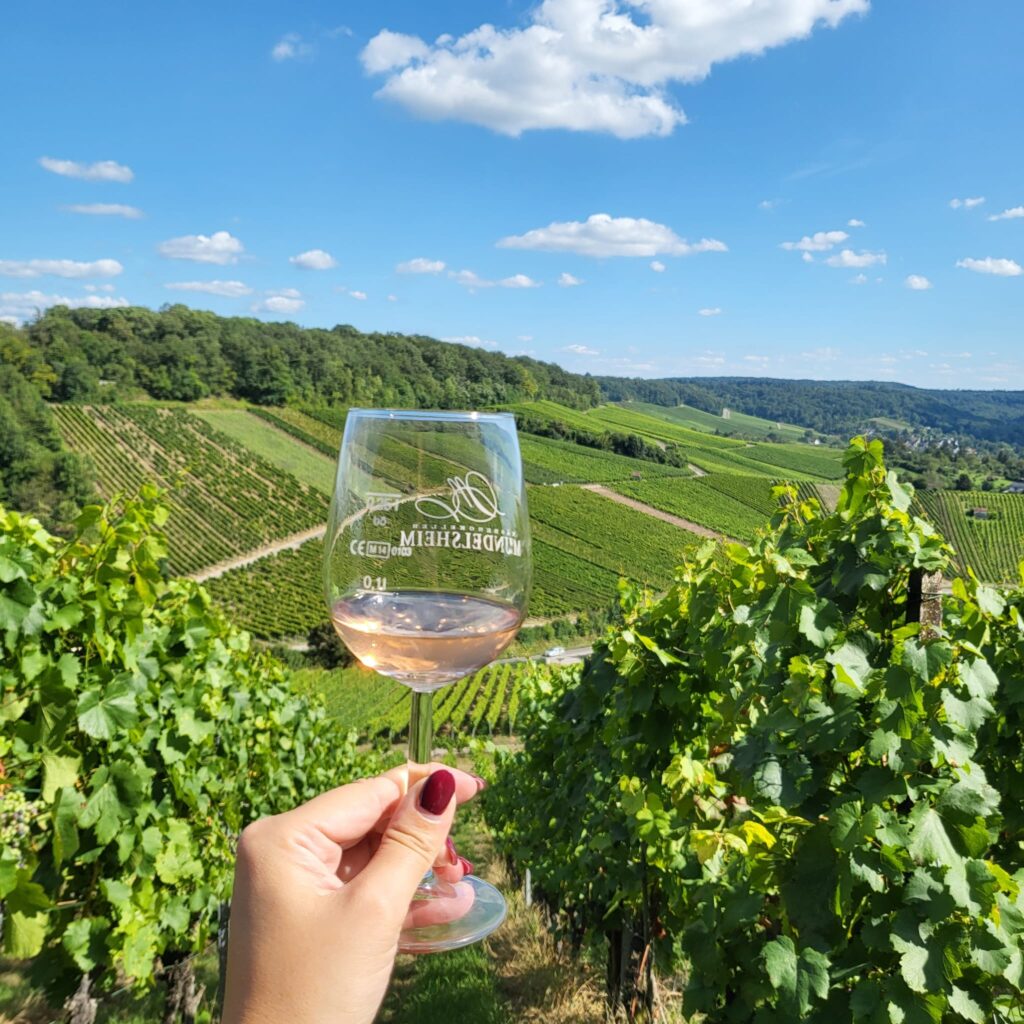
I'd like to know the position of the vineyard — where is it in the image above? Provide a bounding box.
[620,399,810,441]
[293,661,533,739]
[204,483,699,637]
[518,434,690,484]
[741,440,847,479]
[916,489,1024,582]
[486,440,1024,1022]
[611,476,782,541]
[51,404,327,575]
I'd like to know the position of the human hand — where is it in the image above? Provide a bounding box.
[222,763,483,1024]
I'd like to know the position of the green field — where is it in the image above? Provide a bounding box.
[53,404,327,575]
[917,490,1024,583]
[621,400,811,441]
[194,407,336,493]
[519,434,690,483]
[253,406,343,457]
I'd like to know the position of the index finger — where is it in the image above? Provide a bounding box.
[282,762,482,847]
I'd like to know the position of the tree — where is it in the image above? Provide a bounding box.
[955,471,973,490]
[306,621,354,669]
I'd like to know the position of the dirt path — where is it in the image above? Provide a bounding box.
[687,463,707,476]
[581,483,737,543]
[189,525,326,582]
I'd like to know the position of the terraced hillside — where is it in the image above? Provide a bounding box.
[620,400,810,442]
[205,480,700,638]
[52,404,327,576]
[502,400,844,480]
[55,399,860,640]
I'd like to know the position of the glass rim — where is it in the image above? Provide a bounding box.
[346,407,515,423]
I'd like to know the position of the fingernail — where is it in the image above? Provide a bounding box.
[419,769,456,816]
[472,774,488,791]
[458,856,474,875]
[445,837,459,865]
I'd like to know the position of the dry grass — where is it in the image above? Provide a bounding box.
[486,861,606,1024]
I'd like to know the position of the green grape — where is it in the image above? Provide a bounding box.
[0,786,43,866]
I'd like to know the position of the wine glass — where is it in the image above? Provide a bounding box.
[323,409,531,953]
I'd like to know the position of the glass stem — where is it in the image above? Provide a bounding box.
[409,689,434,764]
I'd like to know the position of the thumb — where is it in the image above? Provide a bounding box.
[347,769,457,931]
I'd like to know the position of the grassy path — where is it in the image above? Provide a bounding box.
[380,807,605,1024]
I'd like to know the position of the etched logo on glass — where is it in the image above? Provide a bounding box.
[415,473,501,524]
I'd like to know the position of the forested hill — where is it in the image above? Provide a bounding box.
[600,375,1024,445]
[6,303,1024,448]
[13,304,600,409]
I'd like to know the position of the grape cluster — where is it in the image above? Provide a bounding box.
[0,787,42,866]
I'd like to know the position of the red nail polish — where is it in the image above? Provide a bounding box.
[445,837,459,865]
[472,774,488,791]
[420,769,456,816]
[458,856,474,875]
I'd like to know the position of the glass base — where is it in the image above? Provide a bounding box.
[398,874,507,954]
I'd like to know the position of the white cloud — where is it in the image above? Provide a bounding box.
[0,289,129,322]
[650,260,666,272]
[386,293,398,302]
[759,199,784,210]
[272,33,313,61]
[158,231,244,265]
[253,289,304,314]
[290,248,338,270]
[801,252,814,263]
[824,248,887,268]
[847,218,865,227]
[694,351,726,366]
[905,274,932,290]
[801,346,840,361]
[500,273,540,288]
[697,307,722,316]
[517,334,534,342]
[781,229,848,252]
[950,197,985,209]
[442,335,497,348]
[64,203,143,219]
[361,0,867,139]
[349,290,368,300]
[498,213,726,258]
[449,269,494,289]
[83,284,116,293]
[165,280,253,298]
[744,354,770,364]
[0,258,122,279]
[396,257,446,274]
[362,29,431,73]
[39,156,133,183]
[850,273,868,285]
[564,343,599,356]
[989,206,1024,222]
[956,256,1023,277]
[557,272,583,287]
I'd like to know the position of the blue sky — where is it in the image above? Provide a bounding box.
[3,0,1023,387]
